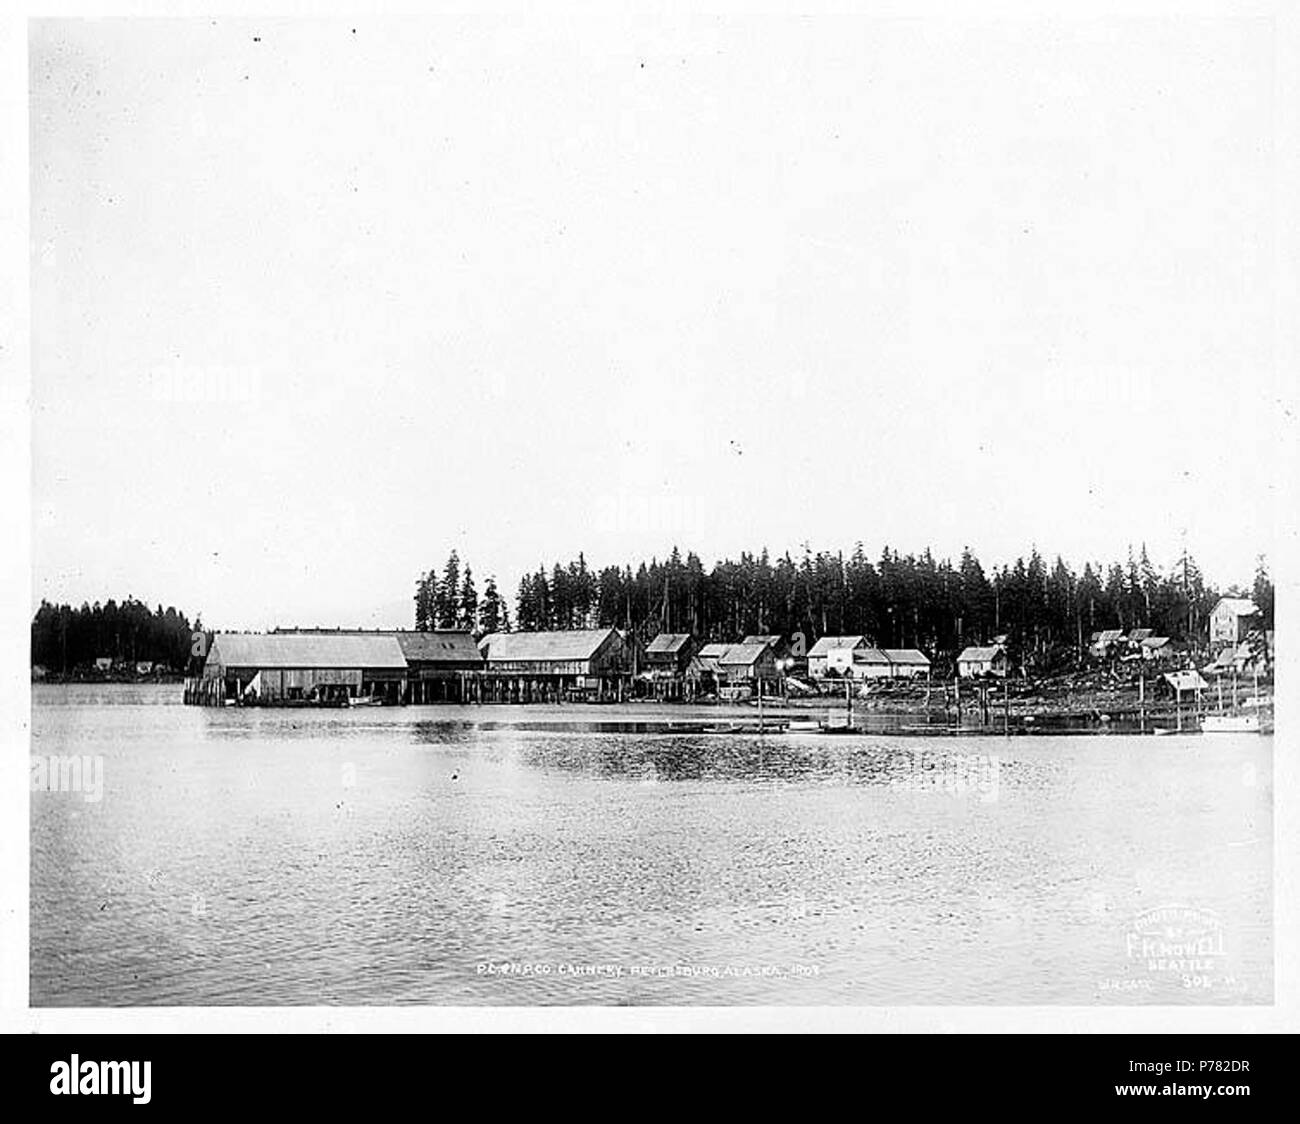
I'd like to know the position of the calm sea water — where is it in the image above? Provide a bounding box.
[30,683,1272,1006]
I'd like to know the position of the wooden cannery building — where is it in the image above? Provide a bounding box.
[270,628,486,702]
[474,628,634,702]
[717,640,779,687]
[641,633,698,700]
[645,632,695,673]
[693,642,731,696]
[390,630,484,702]
[186,632,409,706]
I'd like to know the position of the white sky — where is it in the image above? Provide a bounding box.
[29,14,1284,629]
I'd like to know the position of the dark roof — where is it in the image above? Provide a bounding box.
[851,647,891,665]
[392,631,483,663]
[271,628,482,664]
[209,632,407,669]
[646,633,693,654]
[479,629,617,662]
[719,642,772,668]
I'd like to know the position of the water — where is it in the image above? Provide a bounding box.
[30,683,1272,1005]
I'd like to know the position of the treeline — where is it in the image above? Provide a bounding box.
[420,544,1274,675]
[414,551,510,634]
[31,598,201,673]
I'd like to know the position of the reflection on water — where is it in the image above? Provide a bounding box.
[31,684,1272,1006]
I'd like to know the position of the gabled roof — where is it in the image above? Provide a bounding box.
[1204,648,1235,673]
[1094,629,1125,643]
[718,642,772,668]
[478,629,617,662]
[883,648,931,665]
[1141,636,1171,649]
[209,632,407,669]
[808,635,866,657]
[958,646,1004,662]
[1214,597,1259,616]
[1127,628,1153,642]
[271,628,482,664]
[646,633,693,654]
[851,647,891,665]
[741,634,784,648]
[392,631,483,663]
[1165,670,1208,691]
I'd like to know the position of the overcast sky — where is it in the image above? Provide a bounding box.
[30,15,1282,630]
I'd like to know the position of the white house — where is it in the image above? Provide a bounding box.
[1139,636,1173,662]
[807,635,869,678]
[1209,598,1259,648]
[1163,669,1208,701]
[882,649,932,679]
[850,647,893,679]
[957,645,1008,678]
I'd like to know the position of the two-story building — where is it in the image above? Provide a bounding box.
[807,635,869,678]
[1209,598,1260,649]
[476,628,633,702]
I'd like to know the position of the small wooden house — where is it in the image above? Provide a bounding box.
[807,635,869,679]
[957,645,1008,678]
[850,647,894,679]
[883,648,932,679]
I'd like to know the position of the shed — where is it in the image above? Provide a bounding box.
[1163,669,1208,699]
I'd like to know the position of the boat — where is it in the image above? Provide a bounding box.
[1201,713,1262,734]
[347,694,384,708]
